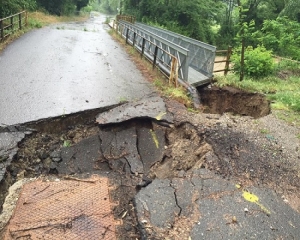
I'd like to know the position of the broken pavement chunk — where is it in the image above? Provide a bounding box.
[99,127,144,174]
[96,96,173,125]
[0,132,25,182]
[135,179,180,228]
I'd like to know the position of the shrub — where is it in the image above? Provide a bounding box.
[232,45,275,78]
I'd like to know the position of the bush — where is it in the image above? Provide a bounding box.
[232,45,275,77]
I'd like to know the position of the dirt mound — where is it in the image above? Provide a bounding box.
[198,86,271,118]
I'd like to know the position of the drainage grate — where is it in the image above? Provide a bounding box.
[4,176,116,240]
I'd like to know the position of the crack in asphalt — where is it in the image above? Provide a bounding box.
[170,180,182,217]
[135,126,145,172]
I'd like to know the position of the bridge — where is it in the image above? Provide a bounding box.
[114,17,216,87]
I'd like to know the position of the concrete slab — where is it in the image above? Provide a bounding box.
[96,95,173,125]
[0,132,25,181]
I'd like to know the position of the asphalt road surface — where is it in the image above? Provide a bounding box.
[0,14,154,126]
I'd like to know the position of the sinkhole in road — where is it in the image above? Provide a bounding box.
[198,85,271,118]
[0,102,214,239]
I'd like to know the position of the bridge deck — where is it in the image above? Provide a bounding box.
[188,67,211,87]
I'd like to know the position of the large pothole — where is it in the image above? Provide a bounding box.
[198,85,271,118]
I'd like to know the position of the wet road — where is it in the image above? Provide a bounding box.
[0,14,154,126]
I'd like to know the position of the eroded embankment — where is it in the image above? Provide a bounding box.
[198,85,271,118]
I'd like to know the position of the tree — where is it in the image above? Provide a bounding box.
[75,0,89,12]
[36,0,90,15]
[123,0,222,44]
[0,0,36,18]
[279,0,300,22]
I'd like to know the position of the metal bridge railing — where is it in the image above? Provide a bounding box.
[135,23,216,80]
[116,20,180,87]
[118,20,190,82]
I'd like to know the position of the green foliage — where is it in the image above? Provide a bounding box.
[232,45,275,77]
[36,0,90,16]
[269,92,300,112]
[28,18,42,28]
[254,17,300,60]
[0,0,37,18]
[96,0,119,14]
[123,0,222,44]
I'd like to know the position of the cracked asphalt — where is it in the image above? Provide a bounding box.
[0,13,154,126]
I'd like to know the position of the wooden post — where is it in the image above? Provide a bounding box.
[169,57,178,87]
[153,46,158,69]
[240,37,245,81]
[224,46,232,76]
[19,13,22,30]
[237,0,244,81]
[141,38,145,58]
[10,16,13,31]
[25,11,28,26]
[0,20,3,41]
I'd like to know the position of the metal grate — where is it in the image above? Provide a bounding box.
[4,176,116,240]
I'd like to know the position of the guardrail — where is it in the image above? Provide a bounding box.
[135,23,216,80]
[116,20,180,87]
[118,20,190,82]
[0,11,27,42]
[214,46,232,75]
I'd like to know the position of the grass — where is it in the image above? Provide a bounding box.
[214,59,300,125]
[109,28,192,108]
[0,11,89,53]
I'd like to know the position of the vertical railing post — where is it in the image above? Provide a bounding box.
[182,51,190,81]
[19,13,22,30]
[133,32,136,47]
[0,20,3,41]
[153,46,158,69]
[224,46,232,76]
[10,16,13,31]
[126,28,129,44]
[25,11,28,26]
[141,38,145,58]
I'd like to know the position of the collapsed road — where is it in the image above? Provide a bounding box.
[1,96,300,239]
[1,13,300,240]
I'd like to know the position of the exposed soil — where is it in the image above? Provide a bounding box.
[198,85,271,118]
